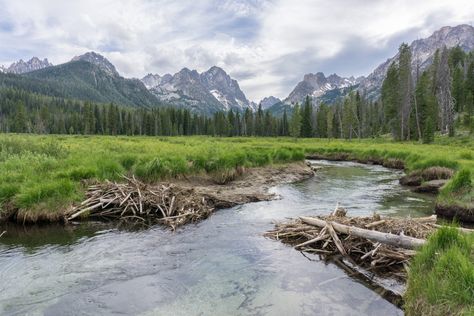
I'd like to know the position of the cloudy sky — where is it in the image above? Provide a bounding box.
[1,0,473,101]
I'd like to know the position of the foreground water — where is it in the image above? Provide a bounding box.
[0,160,435,316]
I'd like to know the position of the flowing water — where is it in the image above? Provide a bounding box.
[0,160,435,316]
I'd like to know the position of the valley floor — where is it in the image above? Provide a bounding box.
[0,134,473,314]
[0,134,472,223]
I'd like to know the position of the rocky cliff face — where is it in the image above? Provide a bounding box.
[71,52,119,77]
[142,66,254,114]
[259,96,281,110]
[3,57,52,74]
[285,72,362,104]
[359,24,474,99]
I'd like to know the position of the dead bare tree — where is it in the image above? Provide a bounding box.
[436,47,455,136]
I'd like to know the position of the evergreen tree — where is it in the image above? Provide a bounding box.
[416,72,436,143]
[300,96,313,137]
[289,103,301,138]
[382,62,401,139]
[398,43,413,140]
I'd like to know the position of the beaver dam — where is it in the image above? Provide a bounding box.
[0,160,439,315]
[266,211,440,282]
[63,162,314,229]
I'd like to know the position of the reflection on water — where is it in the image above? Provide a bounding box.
[0,160,434,315]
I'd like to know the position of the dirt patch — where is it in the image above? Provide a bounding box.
[175,161,314,207]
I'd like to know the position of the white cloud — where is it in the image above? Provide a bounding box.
[1,0,474,101]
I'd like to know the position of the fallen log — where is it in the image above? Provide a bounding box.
[299,216,426,249]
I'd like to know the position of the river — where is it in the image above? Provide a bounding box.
[0,160,435,315]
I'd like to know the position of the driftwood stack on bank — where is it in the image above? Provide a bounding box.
[265,206,439,280]
[67,176,219,229]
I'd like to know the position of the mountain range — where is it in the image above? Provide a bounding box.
[0,57,52,74]
[1,24,474,114]
[141,66,256,114]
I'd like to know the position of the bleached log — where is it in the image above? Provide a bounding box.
[299,216,426,249]
[365,220,386,228]
[67,202,102,220]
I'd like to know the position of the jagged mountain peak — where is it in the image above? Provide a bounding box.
[285,72,358,104]
[141,65,252,114]
[259,96,281,110]
[4,57,53,74]
[71,51,118,76]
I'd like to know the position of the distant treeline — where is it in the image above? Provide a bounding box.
[0,88,293,136]
[0,45,472,139]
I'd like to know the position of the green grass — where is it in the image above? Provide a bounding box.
[0,134,472,221]
[405,227,474,316]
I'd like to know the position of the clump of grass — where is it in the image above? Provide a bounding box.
[14,179,77,209]
[421,167,454,181]
[96,159,124,180]
[0,183,20,202]
[405,227,474,316]
[119,154,138,171]
[459,151,473,160]
[134,157,189,181]
[441,169,472,195]
[66,167,98,181]
[412,157,459,171]
[211,167,242,184]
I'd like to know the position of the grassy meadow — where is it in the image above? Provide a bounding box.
[0,133,473,221]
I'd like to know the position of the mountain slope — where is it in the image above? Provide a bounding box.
[142,66,253,114]
[0,52,159,107]
[359,24,474,99]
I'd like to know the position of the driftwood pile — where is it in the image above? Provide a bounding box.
[265,205,439,280]
[66,176,216,230]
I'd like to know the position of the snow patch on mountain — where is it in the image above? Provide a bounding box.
[141,66,253,113]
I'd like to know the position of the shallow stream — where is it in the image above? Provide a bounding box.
[0,160,435,315]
